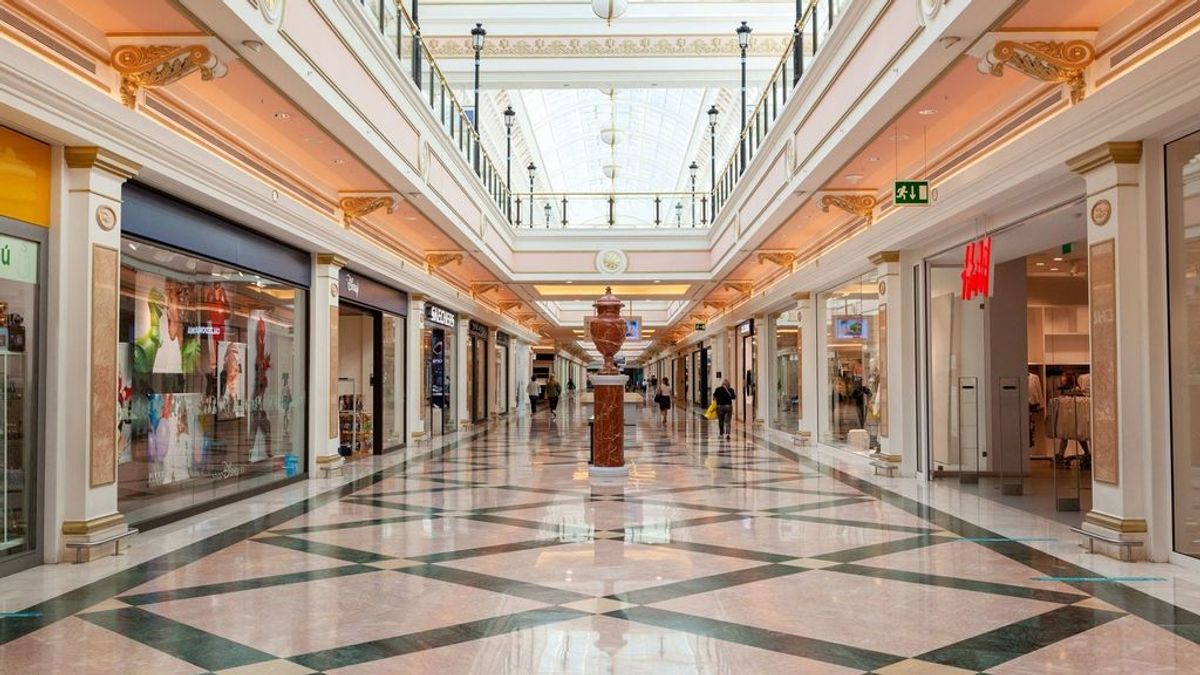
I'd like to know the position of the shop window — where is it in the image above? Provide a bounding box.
[117,238,307,526]
[773,310,801,432]
[823,274,883,452]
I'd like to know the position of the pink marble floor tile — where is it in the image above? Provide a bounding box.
[653,569,1061,657]
[442,539,760,597]
[652,486,858,511]
[295,516,542,558]
[125,539,347,595]
[386,488,579,511]
[991,614,1200,674]
[855,539,1081,594]
[499,501,717,533]
[0,616,200,674]
[672,515,914,558]
[272,499,412,530]
[144,570,546,658]
[328,614,862,675]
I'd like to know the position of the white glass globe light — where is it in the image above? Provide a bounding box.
[602,164,620,179]
[599,128,622,146]
[592,0,628,24]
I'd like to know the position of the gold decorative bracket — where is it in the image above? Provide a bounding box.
[819,192,877,225]
[110,41,229,108]
[497,301,521,313]
[980,36,1096,104]
[338,192,399,227]
[703,301,727,313]
[471,282,501,298]
[425,252,464,273]
[724,281,754,297]
[757,250,797,273]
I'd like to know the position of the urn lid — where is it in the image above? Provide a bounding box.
[593,286,624,316]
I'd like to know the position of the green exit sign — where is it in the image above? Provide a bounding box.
[694,323,706,332]
[894,180,930,206]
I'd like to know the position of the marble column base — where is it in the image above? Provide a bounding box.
[588,465,629,479]
[591,375,629,469]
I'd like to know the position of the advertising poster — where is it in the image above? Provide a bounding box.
[117,345,134,464]
[133,272,202,374]
[430,329,445,407]
[218,341,246,420]
[247,311,272,462]
[146,392,201,487]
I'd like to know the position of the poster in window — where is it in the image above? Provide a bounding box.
[117,345,134,464]
[247,311,272,462]
[218,341,246,419]
[133,272,201,374]
[146,392,201,487]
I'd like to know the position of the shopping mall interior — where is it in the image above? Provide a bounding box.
[3,0,1200,672]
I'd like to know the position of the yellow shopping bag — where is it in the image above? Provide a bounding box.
[704,400,718,420]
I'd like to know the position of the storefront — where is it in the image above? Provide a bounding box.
[737,319,756,422]
[919,202,1090,516]
[495,331,510,415]
[690,343,710,407]
[423,303,457,436]
[1167,129,1200,559]
[773,309,801,432]
[822,274,883,453]
[117,184,309,528]
[336,269,407,457]
[467,320,489,423]
[0,126,49,576]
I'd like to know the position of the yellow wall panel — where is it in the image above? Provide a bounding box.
[0,126,51,227]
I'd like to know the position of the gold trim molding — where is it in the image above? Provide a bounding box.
[985,39,1096,104]
[424,35,790,60]
[64,147,141,179]
[338,193,398,227]
[757,251,797,273]
[471,282,501,298]
[110,44,227,108]
[316,253,347,267]
[1066,141,1144,175]
[791,291,812,301]
[425,252,464,273]
[62,512,127,536]
[1084,511,1147,534]
[869,251,901,265]
[820,193,877,225]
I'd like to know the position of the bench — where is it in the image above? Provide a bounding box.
[1070,527,1144,562]
[870,459,899,477]
[316,454,345,478]
[65,528,138,564]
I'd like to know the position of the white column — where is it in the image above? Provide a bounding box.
[1068,142,1152,559]
[455,315,469,428]
[754,314,770,427]
[406,295,427,442]
[796,292,818,440]
[505,336,516,414]
[46,147,139,562]
[310,254,343,472]
[869,251,909,471]
[487,327,499,419]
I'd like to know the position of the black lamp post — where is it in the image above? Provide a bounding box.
[707,105,718,193]
[527,162,536,228]
[471,22,486,172]
[503,105,515,219]
[675,201,684,227]
[688,161,698,227]
[544,202,552,228]
[736,21,752,173]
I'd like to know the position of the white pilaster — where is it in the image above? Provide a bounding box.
[870,251,909,470]
[796,293,818,439]
[310,254,344,473]
[455,314,469,428]
[487,326,499,419]
[754,313,770,427]
[406,295,427,442]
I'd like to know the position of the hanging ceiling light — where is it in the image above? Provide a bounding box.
[602,164,620,179]
[599,128,622,146]
[592,0,628,25]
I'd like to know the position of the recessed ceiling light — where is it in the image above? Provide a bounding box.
[918,108,938,116]
[565,280,573,284]
[1053,256,1064,261]
[1035,262,1046,266]
[844,173,864,183]
[653,280,661,284]
[333,158,345,165]
[274,112,291,120]
[866,156,881,162]
[1050,267,1060,271]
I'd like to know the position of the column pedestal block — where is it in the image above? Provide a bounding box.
[590,375,629,477]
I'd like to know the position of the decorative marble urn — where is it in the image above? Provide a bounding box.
[589,286,626,374]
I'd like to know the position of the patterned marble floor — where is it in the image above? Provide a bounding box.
[4,406,1200,674]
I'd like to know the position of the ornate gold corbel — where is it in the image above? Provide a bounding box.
[757,251,797,272]
[471,282,501,298]
[338,193,398,227]
[987,40,1095,104]
[703,301,727,313]
[110,44,227,108]
[497,301,521,313]
[724,281,753,297]
[820,193,877,225]
[425,252,463,273]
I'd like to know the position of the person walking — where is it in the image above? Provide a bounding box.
[527,378,541,414]
[567,378,576,398]
[656,377,672,424]
[545,375,563,418]
[713,378,736,440]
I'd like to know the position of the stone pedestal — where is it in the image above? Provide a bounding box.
[590,374,629,477]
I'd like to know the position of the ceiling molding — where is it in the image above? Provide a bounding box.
[425,35,789,60]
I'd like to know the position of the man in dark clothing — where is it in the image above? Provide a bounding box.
[712,378,736,439]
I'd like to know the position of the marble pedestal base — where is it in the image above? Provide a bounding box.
[591,374,629,470]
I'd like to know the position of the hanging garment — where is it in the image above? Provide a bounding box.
[1028,372,1044,409]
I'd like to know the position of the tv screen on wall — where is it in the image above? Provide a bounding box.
[834,317,867,340]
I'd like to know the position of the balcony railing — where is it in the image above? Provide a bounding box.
[513,192,712,229]
[355,0,512,220]
[711,0,847,218]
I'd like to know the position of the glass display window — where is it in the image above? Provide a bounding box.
[773,310,801,432]
[823,273,883,452]
[117,237,307,526]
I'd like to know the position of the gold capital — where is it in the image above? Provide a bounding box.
[820,193,877,225]
[986,39,1096,104]
[110,44,227,108]
[64,147,141,179]
[1066,141,1143,175]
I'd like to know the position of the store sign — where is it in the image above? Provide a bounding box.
[342,272,361,298]
[0,235,39,284]
[961,236,993,301]
[426,304,456,328]
[468,320,489,339]
[739,319,754,336]
[339,270,407,315]
[694,323,706,332]
[894,180,930,206]
[495,331,510,346]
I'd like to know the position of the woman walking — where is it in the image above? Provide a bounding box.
[545,375,563,418]
[527,378,541,414]
[713,378,736,440]
[656,377,672,424]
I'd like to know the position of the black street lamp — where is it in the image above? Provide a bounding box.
[688,161,698,227]
[674,201,684,227]
[736,21,752,173]
[471,22,486,172]
[707,105,719,193]
[544,202,552,228]
[527,162,537,228]
[503,105,515,219]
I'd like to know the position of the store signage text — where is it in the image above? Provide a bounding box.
[343,273,360,297]
[739,320,754,336]
[894,180,930,206]
[427,305,456,327]
[0,235,38,284]
[961,236,992,301]
[694,323,706,332]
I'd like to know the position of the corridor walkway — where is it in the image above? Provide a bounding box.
[3,407,1200,674]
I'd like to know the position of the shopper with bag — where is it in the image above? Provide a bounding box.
[655,377,672,425]
[712,378,736,439]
